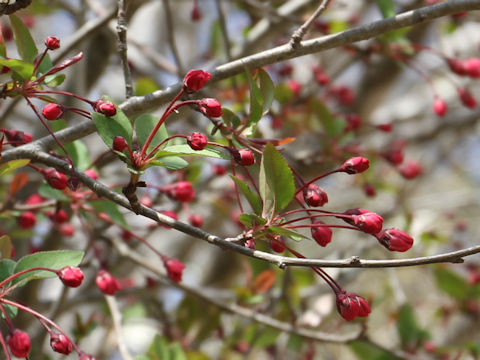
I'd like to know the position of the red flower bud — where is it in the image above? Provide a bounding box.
[344,208,383,234]
[465,57,480,78]
[433,97,448,117]
[85,169,98,180]
[313,66,329,85]
[43,168,68,190]
[79,353,97,360]
[164,181,195,202]
[26,193,44,205]
[188,214,203,227]
[47,209,69,223]
[336,292,371,321]
[95,100,117,117]
[8,329,31,358]
[458,88,477,109]
[199,98,222,117]
[363,183,376,197]
[377,123,393,132]
[59,223,75,236]
[399,160,423,179]
[447,58,467,76]
[303,183,328,207]
[311,220,332,247]
[212,164,227,175]
[96,270,121,295]
[164,258,185,282]
[2,129,33,146]
[376,228,414,252]
[113,136,128,152]
[50,333,73,355]
[187,132,208,150]
[191,6,202,21]
[58,266,84,287]
[233,149,255,166]
[42,103,64,120]
[287,80,301,96]
[270,236,285,253]
[345,113,362,131]
[45,36,60,50]
[18,211,36,229]
[183,69,211,92]
[340,156,369,174]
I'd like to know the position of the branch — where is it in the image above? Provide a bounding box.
[289,0,333,48]
[116,0,134,98]
[105,295,134,360]
[161,0,184,76]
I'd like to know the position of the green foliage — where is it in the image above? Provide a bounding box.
[376,0,396,18]
[433,266,470,300]
[38,183,70,201]
[0,159,30,176]
[92,98,133,148]
[0,58,34,79]
[0,235,13,259]
[350,340,401,360]
[268,226,308,241]
[245,68,274,125]
[135,114,168,154]
[90,200,129,228]
[9,15,37,63]
[64,140,90,170]
[157,144,230,160]
[238,213,267,228]
[396,303,430,348]
[150,157,189,171]
[230,176,262,215]
[135,77,159,96]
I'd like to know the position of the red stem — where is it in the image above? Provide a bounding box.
[0,330,11,360]
[0,267,58,289]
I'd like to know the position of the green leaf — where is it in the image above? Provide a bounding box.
[148,335,170,360]
[433,266,470,300]
[45,73,66,87]
[0,259,16,283]
[0,159,30,176]
[64,140,90,170]
[246,68,263,125]
[221,108,241,128]
[274,83,294,104]
[0,235,13,259]
[268,226,308,242]
[12,250,84,285]
[311,99,346,136]
[2,304,18,319]
[90,200,128,228]
[150,157,188,171]
[396,303,429,348]
[376,0,395,18]
[0,58,34,79]
[259,143,295,219]
[238,213,267,228]
[230,176,262,215]
[158,144,230,159]
[38,183,70,201]
[9,15,38,63]
[135,114,168,154]
[92,98,133,149]
[350,340,401,360]
[135,77,159,96]
[169,343,187,360]
[258,69,275,114]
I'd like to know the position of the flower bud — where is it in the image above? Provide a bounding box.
[46,209,69,223]
[2,129,33,146]
[377,123,392,132]
[270,236,285,253]
[163,258,185,282]
[363,183,376,197]
[188,214,203,227]
[79,353,97,360]
[303,183,328,207]
[58,266,84,287]
[8,329,31,358]
[199,98,222,117]
[113,136,128,152]
[50,333,73,355]
[26,193,44,205]
[96,270,121,295]
[433,97,448,117]
[336,292,371,321]
[344,208,383,235]
[465,57,480,78]
[85,169,98,180]
[95,100,117,117]
[18,211,36,229]
[446,58,467,76]
[45,36,60,50]
[164,181,195,202]
[339,156,369,174]
[187,132,208,150]
[287,80,301,96]
[458,88,477,109]
[313,66,329,85]
[42,103,64,120]
[399,160,423,179]
[43,168,68,190]
[212,164,227,175]
[183,69,211,92]
[191,5,202,21]
[233,149,255,166]
[311,220,332,247]
[59,223,75,236]
[376,228,414,252]
[345,113,361,131]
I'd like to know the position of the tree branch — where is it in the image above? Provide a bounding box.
[289,0,333,48]
[116,0,134,98]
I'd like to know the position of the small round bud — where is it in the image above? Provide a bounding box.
[376,228,414,252]
[164,258,185,282]
[458,88,477,109]
[96,270,121,295]
[233,149,255,166]
[191,5,202,21]
[2,129,33,146]
[340,156,369,174]
[42,103,64,120]
[50,333,73,355]
[345,113,362,131]
[363,183,376,197]
[212,164,227,175]
[47,209,69,223]
[8,329,31,358]
[95,100,117,117]
[270,236,285,253]
[85,169,98,180]
[344,208,383,235]
[187,132,208,150]
[183,69,211,92]
[433,97,448,117]
[303,183,328,207]
[58,223,75,236]
[164,181,195,202]
[18,211,36,229]
[43,168,68,190]
[336,292,371,321]
[26,193,44,205]
[465,57,480,78]
[198,98,222,117]
[58,266,84,287]
[399,160,423,179]
[446,58,467,76]
[113,136,128,152]
[311,220,332,247]
[188,214,203,227]
[377,123,393,132]
[45,36,60,50]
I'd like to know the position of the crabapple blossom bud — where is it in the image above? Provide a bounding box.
[311,220,332,247]
[399,160,423,179]
[344,208,383,235]
[163,258,185,282]
[233,149,255,166]
[287,80,301,96]
[303,183,328,207]
[165,181,195,202]
[8,329,31,358]
[45,36,60,50]
[18,211,36,229]
[187,132,208,150]
[189,214,203,227]
[363,183,376,197]
[336,292,371,321]
[340,156,369,174]
[113,136,128,152]
[212,164,227,175]
[245,239,256,249]
[377,123,392,132]
[96,270,121,295]
[199,98,222,117]
[47,209,69,223]
[345,113,361,131]
[26,193,44,205]
[79,353,97,360]
[191,5,202,21]
[433,97,448,116]
[42,103,64,120]
[270,236,285,253]
[85,169,98,180]
[58,266,84,287]
[95,100,117,116]
[43,168,68,190]
[59,223,75,236]
[376,228,414,252]
[446,58,467,76]
[458,88,477,109]
[183,69,211,92]
[313,66,329,85]
[2,129,33,146]
[465,58,480,78]
[50,333,73,355]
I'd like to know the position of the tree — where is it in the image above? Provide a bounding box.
[0,0,480,358]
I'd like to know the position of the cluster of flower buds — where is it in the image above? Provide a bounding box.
[446,57,480,78]
[303,183,328,207]
[336,291,371,321]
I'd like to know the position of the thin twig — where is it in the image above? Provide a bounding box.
[290,0,333,48]
[116,0,134,98]
[214,0,233,61]
[105,295,134,360]
[161,0,184,76]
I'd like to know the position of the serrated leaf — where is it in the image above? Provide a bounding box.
[91,200,128,228]
[350,340,401,360]
[246,68,263,124]
[230,176,262,215]
[135,114,168,154]
[433,266,470,300]
[258,69,274,114]
[9,15,38,63]
[38,183,70,201]
[158,144,230,159]
[268,226,308,241]
[0,235,13,259]
[238,213,267,228]
[0,159,30,176]
[12,250,84,285]
[376,0,395,18]
[92,98,133,148]
[150,156,188,171]
[0,58,33,79]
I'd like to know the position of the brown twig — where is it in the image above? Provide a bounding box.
[116,0,134,98]
[290,0,333,48]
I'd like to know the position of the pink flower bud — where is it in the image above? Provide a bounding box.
[399,160,423,179]
[95,100,117,117]
[42,103,64,120]
[344,208,383,235]
[113,136,128,152]
[85,169,98,180]
[165,181,195,202]
[58,266,84,287]
[458,88,477,109]
[233,149,255,166]
[245,238,256,249]
[313,66,329,85]
[376,228,414,252]
[45,36,60,50]
[377,123,393,132]
[18,211,36,229]
[50,333,73,355]
[340,156,369,174]
[43,168,68,190]
[59,223,75,236]
[345,113,361,131]
[433,97,448,117]
[47,209,69,223]
[199,98,222,117]
[212,164,227,175]
[446,58,467,76]
[187,132,208,150]
[2,129,33,146]
[363,183,376,197]
[188,214,203,227]
[8,329,31,358]
[270,236,285,253]
[311,220,333,247]
[465,57,480,78]
[303,183,328,207]
[163,258,185,282]
[336,292,371,321]
[79,353,97,360]
[96,270,121,295]
[26,193,44,205]
[183,69,211,92]
[287,80,301,96]
[191,5,202,21]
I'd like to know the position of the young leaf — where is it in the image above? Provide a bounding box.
[0,236,13,259]
[150,156,188,171]
[238,213,267,228]
[376,0,395,18]
[0,58,34,79]
[38,183,70,201]
[230,176,262,215]
[135,114,168,153]
[433,266,470,300]
[0,259,16,283]
[396,303,430,348]
[245,68,263,125]
[268,226,309,241]
[350,340,401,360]
[258,69,274,114]
[9,15,37,63]
[90,200,129,229]
[64,140,90,171]
[222,108,241,128]
[0,159,30,176]
[92,100,133,149]
[158,145,230,159]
